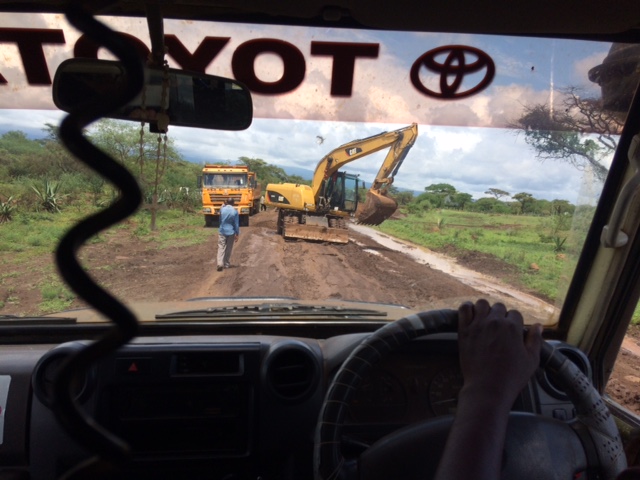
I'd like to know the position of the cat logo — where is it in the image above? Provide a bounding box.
[346,147,363,156]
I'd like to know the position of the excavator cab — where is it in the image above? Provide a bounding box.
[322,172,359,213]
[323,170,399,225]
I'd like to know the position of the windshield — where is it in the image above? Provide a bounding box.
[203,173,248,187]
[0,14,638,330]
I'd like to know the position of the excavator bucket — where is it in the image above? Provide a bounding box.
[356,190,398,225]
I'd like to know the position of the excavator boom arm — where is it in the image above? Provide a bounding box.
[310,123,418,202]
[368,123,418,193]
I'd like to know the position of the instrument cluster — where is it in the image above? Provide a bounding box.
[346,339,463,425]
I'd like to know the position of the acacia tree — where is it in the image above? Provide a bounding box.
[484,188,510,200]
[422,183,457,208]
[452,192,473,210]
[90,119,183,230]
[511,87,623,182]
[513,192,535,214]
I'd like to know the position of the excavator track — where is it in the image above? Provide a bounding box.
[280,210,349,244]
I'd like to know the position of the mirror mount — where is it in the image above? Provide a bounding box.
[145,3,166,69]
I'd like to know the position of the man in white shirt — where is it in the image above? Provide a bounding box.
[217,198,239,271]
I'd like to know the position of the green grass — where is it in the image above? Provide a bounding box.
[378,209,585,302]
[0,210,90,256]
[1,206,209,255]
[39,280,75,313]
[122,209,211,247]
[151,210,211,247]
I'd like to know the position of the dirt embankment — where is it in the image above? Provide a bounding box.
[3,209,639,415]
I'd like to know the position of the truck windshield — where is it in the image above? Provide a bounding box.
[204,174,248,187]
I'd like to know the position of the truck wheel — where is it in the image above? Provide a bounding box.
[241,215,249,227]
[204,216,215,227]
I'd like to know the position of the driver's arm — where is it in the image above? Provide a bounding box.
[434,299,542,480]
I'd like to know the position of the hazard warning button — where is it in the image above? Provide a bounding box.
[115,358,153,376]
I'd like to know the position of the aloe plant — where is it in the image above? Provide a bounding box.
[0,196,14,223]
[31,179,63,213]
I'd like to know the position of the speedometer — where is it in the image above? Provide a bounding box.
[428,367,464,416]
[349,370,407,422]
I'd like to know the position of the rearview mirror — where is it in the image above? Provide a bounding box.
[53,58,253,131]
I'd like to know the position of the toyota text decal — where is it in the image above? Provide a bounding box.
[410,45,495,99]
[0,27,495,101]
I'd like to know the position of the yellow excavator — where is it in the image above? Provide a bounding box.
[265,123,418,244]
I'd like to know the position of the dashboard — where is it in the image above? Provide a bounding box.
[0,332,589,480]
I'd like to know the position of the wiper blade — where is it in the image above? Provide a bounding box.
[156,303,388,319]
[0,315,76,326]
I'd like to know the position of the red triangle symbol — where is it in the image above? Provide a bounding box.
[128,362,138,372]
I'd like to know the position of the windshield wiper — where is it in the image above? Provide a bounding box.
[0,315,77,326]
[156,303,388,319]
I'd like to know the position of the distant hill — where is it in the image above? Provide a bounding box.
[281,165,314,180]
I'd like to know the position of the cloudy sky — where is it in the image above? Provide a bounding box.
[0,14,615,203]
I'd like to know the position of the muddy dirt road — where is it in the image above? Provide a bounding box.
[192,211,483,308]
[183,211,553,325]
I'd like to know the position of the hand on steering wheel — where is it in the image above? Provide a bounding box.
[457,299,542,408]
[314,303,626,480]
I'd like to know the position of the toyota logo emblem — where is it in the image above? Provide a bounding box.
[410,45,495,99]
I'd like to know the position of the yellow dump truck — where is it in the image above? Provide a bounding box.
[199,164,261,227]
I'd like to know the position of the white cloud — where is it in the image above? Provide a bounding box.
[0,109,64,132]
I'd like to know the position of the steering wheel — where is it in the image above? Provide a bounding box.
[314,309,627,480]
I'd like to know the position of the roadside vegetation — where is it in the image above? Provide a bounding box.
[377,182,590,301]
[377,208,582,301]
[0,205,210,312]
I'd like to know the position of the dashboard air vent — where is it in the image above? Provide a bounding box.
[32,341,95,408]
[265,344,318,402]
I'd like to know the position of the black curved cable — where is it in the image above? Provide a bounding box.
[52,0,144,473]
